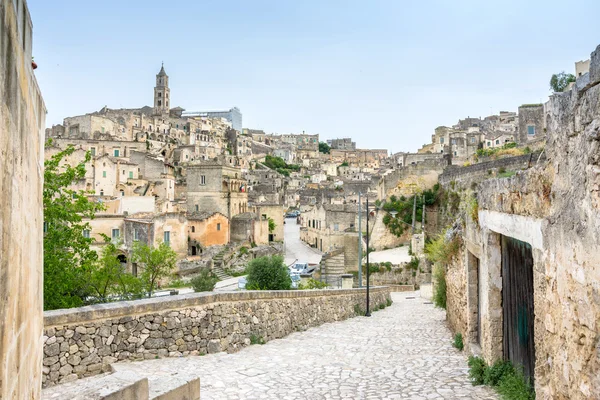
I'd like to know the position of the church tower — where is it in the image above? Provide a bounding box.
[153,63,170,115]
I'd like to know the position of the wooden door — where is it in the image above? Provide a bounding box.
[502,236,536,382]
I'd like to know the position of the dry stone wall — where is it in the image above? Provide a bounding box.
[42,287,391,388]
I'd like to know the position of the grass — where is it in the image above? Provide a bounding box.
[468,356,535,399]
[249,334,265,345]
[498,170,516,178]
[452,333,464,351]
[354,304,364,315]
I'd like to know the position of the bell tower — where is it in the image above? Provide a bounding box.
[153,63,170,115]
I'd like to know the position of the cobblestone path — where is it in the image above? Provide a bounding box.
[111,292,498,399]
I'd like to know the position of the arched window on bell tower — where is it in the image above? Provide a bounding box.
[154,63,170,115]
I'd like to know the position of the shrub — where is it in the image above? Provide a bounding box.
[468,356,488,386]
[425,232,460,265]
[407,256,420,270]
[298,278,327,290]
[191,269,218,292]
[496,367,535,400]
[378,303,385,310]
[498,167,506,174]
[249,334,265,345]
[453,333,464,351]
[484,360,514,387]
[239,246,249,256]
[432,264,447,309]
[386,298,392,307]
[246,255,291,290]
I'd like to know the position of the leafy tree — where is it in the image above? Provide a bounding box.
[246,255,291,290]
[550,71,575,92]
[318,141,331,154]
[43,141,105,310]
[132,241,177,296]
[268,217,276,233]
[191,269,218,292]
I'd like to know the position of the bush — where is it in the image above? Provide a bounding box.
[191,269,218,292]
[246,255,292,290]
[468,356,488,386]
[386,298,393,307]
[298,278,327,290]
[453,333,464,351]
[378,303,385,310]
[406,256,419,270]
[239,246,249,256]
[484,360,514,387]
[496,367,535,400]
[432,264,447,309]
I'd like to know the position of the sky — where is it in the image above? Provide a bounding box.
[29,0,600,152]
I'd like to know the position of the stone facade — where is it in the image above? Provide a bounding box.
[442,44,600,400]
[41,287,391,387]
[517,104,545,144]
[0,0,46,398]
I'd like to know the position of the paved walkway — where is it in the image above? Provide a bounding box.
[368,247,412,264]
[284,219,323,266]
[108,292,497,399]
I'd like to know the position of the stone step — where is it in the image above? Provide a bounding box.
[42,366,200,400]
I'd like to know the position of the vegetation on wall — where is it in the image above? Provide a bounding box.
[264,155,300,177]
[268,217,276,233]
[298,278,328,289]
[549,71,576,92]
[382,184,440,237]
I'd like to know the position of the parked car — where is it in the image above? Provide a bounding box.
[291,262,308,274]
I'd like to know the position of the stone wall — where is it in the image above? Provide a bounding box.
[438,151,544,188]
[0,1,46,398]
[443,44,600,400]
[42,287,391,388]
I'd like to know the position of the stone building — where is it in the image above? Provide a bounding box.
[187,212,230,254]
[517,104,545,144]
[186,157,248,219]
[328,138,356,150]
[0,0,46,397]
[441,44,600,399]
[300,204,364,252]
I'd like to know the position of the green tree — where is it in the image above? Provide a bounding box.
[191,269,218,292]
[43,141,105,310]
[550,71,576,92]
[132,241,177,296]
[246,255,291,290]
[318,141,331,154]
[268,217,276,233]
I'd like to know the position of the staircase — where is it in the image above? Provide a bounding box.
[212,249,232,281]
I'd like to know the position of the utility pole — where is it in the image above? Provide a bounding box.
[412,194,417,233]
[365,197,371,317]
[357,192,363,288]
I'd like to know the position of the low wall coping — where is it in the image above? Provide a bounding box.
[44,287,390,327]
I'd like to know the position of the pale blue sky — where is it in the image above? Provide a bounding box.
[29,0,599,152]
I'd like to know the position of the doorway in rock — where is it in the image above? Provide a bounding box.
[501,235,536,383]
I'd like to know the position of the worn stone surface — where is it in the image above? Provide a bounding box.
[443,44,600,400]
[82,292,496,400]
[0,1,47,399]
[42,287,390,387]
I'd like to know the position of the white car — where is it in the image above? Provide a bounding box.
[291,262,308,275]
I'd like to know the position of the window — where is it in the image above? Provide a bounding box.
[451,139,456,145]
[487,142,491,147]
[100,190,104,196]
[158,100,162,106]
[122,169,125,175]
[120,190,125,196]
[440,138,444,144]
[83,229,90,238]
[200,175,206,185]
[90,147,96,156]
[334,224,339,231]
[102,171,107,178]
[133,229,139,241]
[158,92,162,97]
[471,137,475,143]
[191,226,195,233]
[217,223,221,231]
[454,151,457,156]
[132,263,138,277]
[495,140,499,145]
[527,125,535,136]
[163,231,170,245]
[195,205,199,212]
[112,229,120,240]
[129,171,133,179]
[43,222,48,233]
